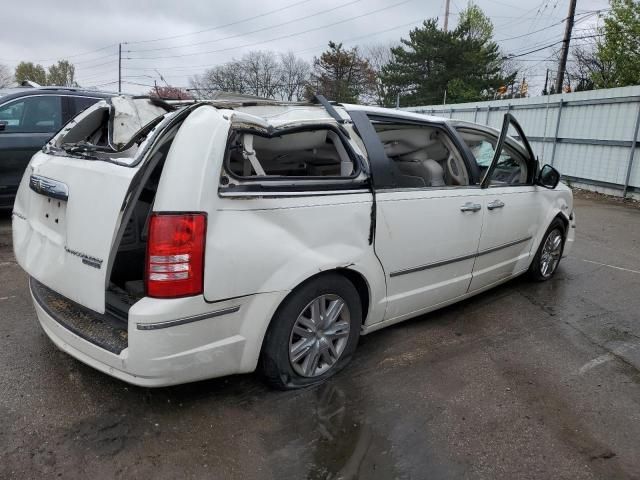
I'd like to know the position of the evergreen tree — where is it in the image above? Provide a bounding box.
[380,4,515,106]
[307,42,375,103]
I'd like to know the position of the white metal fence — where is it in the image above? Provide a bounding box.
[404,85,640,198]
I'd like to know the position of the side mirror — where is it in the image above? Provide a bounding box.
[537,164,560,189]
[0,121,7,132]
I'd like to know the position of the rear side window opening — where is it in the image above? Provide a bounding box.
[224,126,361,181]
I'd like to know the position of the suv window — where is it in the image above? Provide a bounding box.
[370,120,471,189]
[457,128,529,186]
[0,96,62,133]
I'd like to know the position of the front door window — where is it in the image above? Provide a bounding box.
[457,129,530,186]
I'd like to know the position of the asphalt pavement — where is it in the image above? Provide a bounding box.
[1,193,640,479]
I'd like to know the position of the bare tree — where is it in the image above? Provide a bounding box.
[242,51,280,99]
[496,56,522,97]
[189,60,247,99]
[148,86,192,99]
[190,50,311,101]
[0,64,12,88]
[362,43,396,106]
[567,37,616,91]
[278,51,311,101]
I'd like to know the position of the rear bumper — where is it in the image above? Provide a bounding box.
[30,279,287,387]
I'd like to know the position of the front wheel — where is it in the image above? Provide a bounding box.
[528,218,566,281]
[259,274,361,390]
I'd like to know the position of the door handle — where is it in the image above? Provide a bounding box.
[487,200,505,210]
[460,202,482,212]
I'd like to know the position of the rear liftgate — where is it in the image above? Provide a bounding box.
[12,97,192,314]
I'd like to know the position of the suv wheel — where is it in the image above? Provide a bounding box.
[260,274,361,389]
[529,218,566,281]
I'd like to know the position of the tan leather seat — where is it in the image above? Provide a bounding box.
[396,151,446,187]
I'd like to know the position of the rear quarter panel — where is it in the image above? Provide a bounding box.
[153,105,386,325]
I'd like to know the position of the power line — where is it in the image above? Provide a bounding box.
[121,16,424,73]
[293,19,423,55]
[129,0,362,53]
[75,59,119,71]
[124,0,415,60]
[482,0,538,12]
[496,19,564,42]
[125,0,315,45]
[495,9,602,43]
[0,43,118,64]
[73,55,119,69]
[505,34,603,59]
[491,2,559,32]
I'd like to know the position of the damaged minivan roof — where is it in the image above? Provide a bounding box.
[109,96,170,148]
[49,94,453,164]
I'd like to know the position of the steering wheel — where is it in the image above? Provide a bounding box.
[447,153,468,185]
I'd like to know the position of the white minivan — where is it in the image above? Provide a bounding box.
[12,95,575,389]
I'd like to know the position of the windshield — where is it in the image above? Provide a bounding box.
[470,140,495,167]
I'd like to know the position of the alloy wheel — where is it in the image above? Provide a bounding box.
[540,228,563,278]
[288,294,351,378]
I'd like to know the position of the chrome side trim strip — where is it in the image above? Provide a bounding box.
[218,189,368,198]
[389,236,532,278]
[136,305,240,331]
[389,252,477,277]
[477,236,532,256]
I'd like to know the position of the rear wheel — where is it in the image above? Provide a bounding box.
[260,274,361,389]
[528,218,566,281]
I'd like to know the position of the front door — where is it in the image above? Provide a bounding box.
[349,111,485,323]
[457,115,542,292]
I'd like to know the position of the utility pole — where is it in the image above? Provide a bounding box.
[118,43,122,93]
[555,0,577,93]
[444,0,450,32]
[543,68,549,95]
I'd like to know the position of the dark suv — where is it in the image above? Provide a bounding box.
[0,87,114,209]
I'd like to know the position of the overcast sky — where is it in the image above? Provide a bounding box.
[0,0,609,97]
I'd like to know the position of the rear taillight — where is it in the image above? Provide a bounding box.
[146,213,207,298]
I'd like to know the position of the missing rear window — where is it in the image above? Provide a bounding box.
[226,127,358,179]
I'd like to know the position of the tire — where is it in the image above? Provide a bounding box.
[528,218,566,281]
[259,273,362,390]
